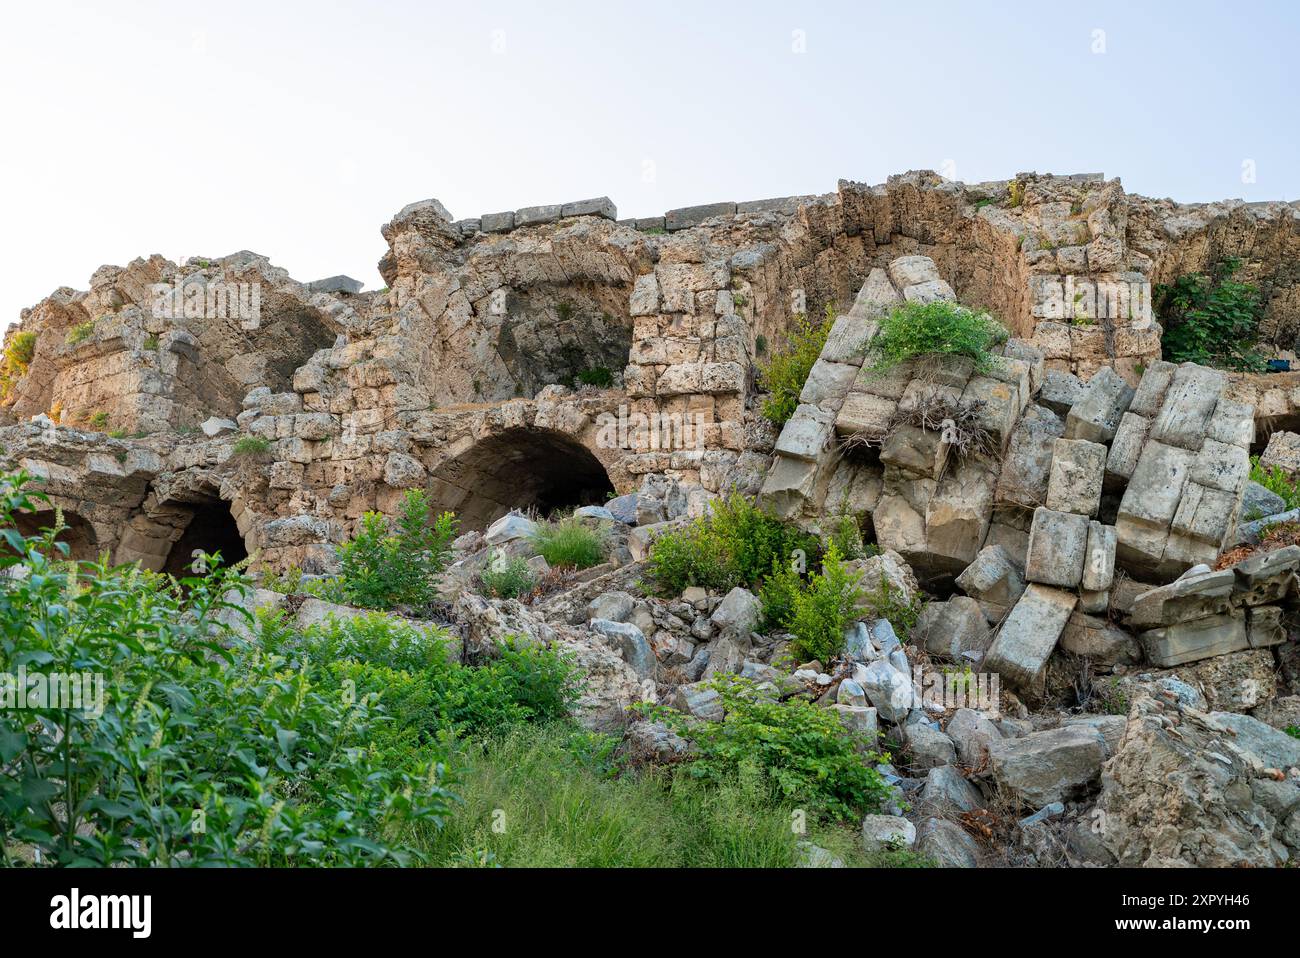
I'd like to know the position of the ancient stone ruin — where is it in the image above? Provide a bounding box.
[5,169,1300,867]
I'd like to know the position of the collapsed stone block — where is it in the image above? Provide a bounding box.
[1260,430,1300,478]
[961,375,1021,449]
[989,724,1108,806]
[1230,544,1300,606]
[1148,363,1227,450]
[1104,412,1149,485]
[1141,610,1248,667]
[1127,567,1235,628]
[983,584,1078,690]
[879,424,949,479]
[1126,360,1176,417]
[995,404,1064,513]
[1038,368,1083,416]
[1045,438,1106,516]
[773,404,834,462]
[1081,520,1116,592]
[913,596,991,661]
[1025,507,1089,588]
[835,392,896,440]
[1064,367,1134,444]
[955,544,1026,621]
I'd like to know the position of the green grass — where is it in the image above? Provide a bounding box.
[531,516,607,570]
[408,724,889,868]
[758,308,832,426]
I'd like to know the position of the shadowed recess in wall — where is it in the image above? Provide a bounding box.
[427,427,615,530]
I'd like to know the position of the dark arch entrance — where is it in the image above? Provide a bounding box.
[428,428,616,530]
[10,509,98,561]
[161,501,249,577]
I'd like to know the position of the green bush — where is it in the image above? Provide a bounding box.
[648,493,816,595]
[296,615,579,741]
[659,676,891,821]
[758,309,831,426]
[1286,726,1300,740]
[338,489,457,612]
[785,543,866,662]
[758,556,803,632]
[867,300,1008,372]
[1247,455,1300,517]
[823,515,868,561]
[1158,258,1266,372]
[575,367,614,388]
[0,472,452,867]
[1,331,37,399]
[64,320,97,346]
[478,553,536,599]
[531,516,606,570]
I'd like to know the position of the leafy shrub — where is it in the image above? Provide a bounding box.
[758,308,832,426]
[86,411,109,430]
[1286,726,1300,740]
[858,572,923,641]
[758,556,803,632]
[231,435,271,458]
[1157,258,1266,371]
[785,543,865,662]
[531,516,606,570]
[65,320,96,346]
[0,331,37,400]
[0,472,452,867]
[479,553,536,599]
[648,493,815,595]
[299,616,579,740]
[659,676,891,821]
[338,489,456,612]
[823,515,868,561]
[1247,455,1300,516]
[575,367,614,388]
[867,300,1008,372]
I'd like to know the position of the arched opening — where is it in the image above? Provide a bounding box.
[428,428,616,530]
[9,509,98,561]
[160,502,249,577]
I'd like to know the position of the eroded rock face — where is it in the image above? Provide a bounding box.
[1095,695,1299,867]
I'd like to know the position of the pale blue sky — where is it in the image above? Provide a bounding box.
[1,0,1296,329]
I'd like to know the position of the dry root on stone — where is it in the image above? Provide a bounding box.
[840,385,1000,464]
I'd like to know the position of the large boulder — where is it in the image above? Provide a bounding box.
[988,724,1108,806]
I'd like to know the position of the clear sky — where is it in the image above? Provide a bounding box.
[1,0,1297,330]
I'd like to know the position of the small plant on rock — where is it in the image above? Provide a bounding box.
[65,319,97,346]
[758,307,832,427]
[231,435,272,458]
[785,543,865,663]
[479,553,537,599]
[867,300,1008,373]
[1248,455,1300,515]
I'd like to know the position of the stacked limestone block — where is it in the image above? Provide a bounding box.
[1109,361,1254,579]
[1126,547,1297,667]
[976,361,1255,696]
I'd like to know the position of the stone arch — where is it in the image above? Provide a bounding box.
[10,507,99,561]
[426,426,618,530]
[117,478,251,575]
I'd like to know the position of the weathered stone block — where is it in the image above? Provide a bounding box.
[1127,360,1176,417]
[514,204,561,226]
[1045,438,1106,516]
[665,202,736,231]
[798,358,858,408]
[1148,364,1227,450]
[1105,412,1149,484]
[1230,544,1300,606]
[1128,568,1236,628]
[983,584,1078,690]
[1025,508,1089,588]
[955,544,1026,619]
[961,375,1021,448]
[1141,610,1248,667]
[1058,612,1141,665]
[1190,437,1249,493]
[886,255,941,288]
[835,392,896,439]
[913,596,991,660]
[1065,367,1134,444]
[1039,368,1083,416]
[1206,398,1255,449]
[1260,430,1300,478]
[773,404,834,462]
[989,724,1107,806]
[1081,521,1117,592]
[480,210,515,232]
[758,455,818,519]
[880,424,949,479]
[996,404,1064,511]
[849,267,902,320]
[560,197,617,219]
[1247,605,1286,650]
